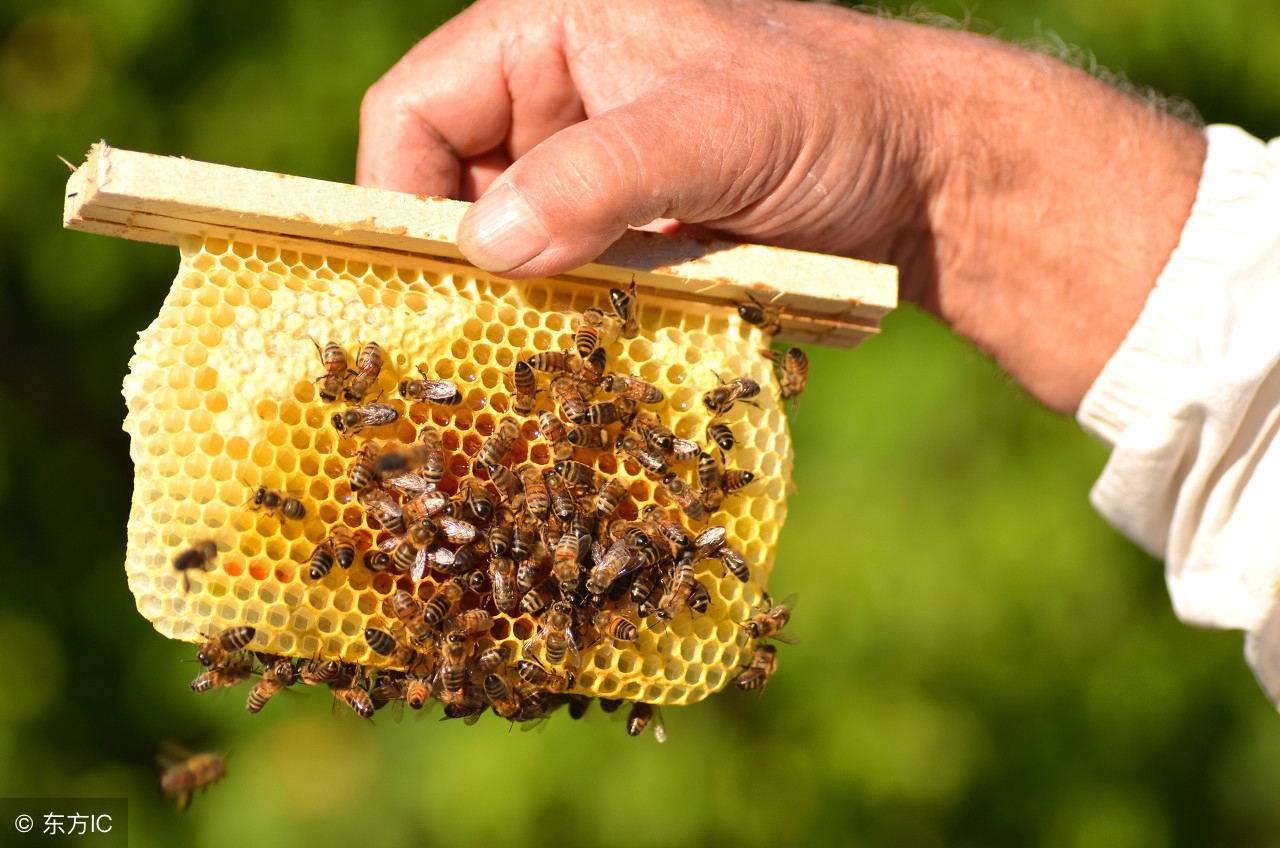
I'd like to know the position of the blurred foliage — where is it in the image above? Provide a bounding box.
[2,0,1279,846]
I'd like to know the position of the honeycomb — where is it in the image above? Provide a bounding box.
[124,231,793,711]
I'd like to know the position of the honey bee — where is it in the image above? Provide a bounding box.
[370,674,408,712]
[584,397,636,427]
[519,578,557,616]
[488,510,515,558]
[299,659,350,687]
[246,656,299,713]
[347,442,381,492]
[344,341,385,403]
[332,403,399,435]
[512,515,540,564]
[388,589,433,645]
[579,346,609,390]
[510,359,539,416]
[359,488,407,534]
[438,630,472,692]
[364,626,402,657]
[399,371,464,405]
[452,608,493,636]
[574,308,606,358]
[665,437,702,464]
[763,346,809,400]
[706,422,736,453]
[364,550,393,572]
[609,279,639,338]
[598,697,624,714]
[552,532,584,593]
[565,423,611,452]
[642,504,692,548]
[459,479,495,522]
[474,417,522,471]
[406,675,432,710]
[702,376,761,415]
[516,659,576,693]
[518,465,551,522]
[592,605,639,642]
[660,473,707,522]
[477,643,510,674]
[189,655,253,693]
[586,538,633,597]
[331,682,376,719]
[594,477,628,517]
[551,376,588,424]
[568,694,593,720]
[196,624,256,667]
[439,515,479,545]
[172,539,217,593]
[307,539,337,582]
[723,469,755,492]
[618,432,668,476]
[630,566,662,612]
[687,581,711,614]
[554,459,598,491]
[735,644,779,692]
[487,463,523,502]
[484,672,523,719]
[159,748,227,811]
[535,409,573,460]
[249,486,306,521]
[625,701,666,741]
[375,439,443,484]
[311,338,351,403]
[422,578,467,629]
[542,470,576,523]
[743,593,798,641]
[656,549,697,621]
[737,293,783,335]
[527,350,578,375]
[601,373,664,404]
[630,413,675,453]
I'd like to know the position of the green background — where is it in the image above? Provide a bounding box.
[3,1,1279,846]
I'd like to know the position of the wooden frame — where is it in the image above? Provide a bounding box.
[63,142,896,347]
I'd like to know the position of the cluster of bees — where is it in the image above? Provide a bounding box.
[173,285,803,742]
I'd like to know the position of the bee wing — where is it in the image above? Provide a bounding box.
[763,630,802,646]
[156,740,195,769]
[385,473,432,497]
[423,380,463,402]
[377,536,401,552]
[410,545,430,581]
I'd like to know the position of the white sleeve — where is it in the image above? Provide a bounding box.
[1077,124,1280,703]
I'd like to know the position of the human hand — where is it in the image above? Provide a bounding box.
[358,0,1205,412]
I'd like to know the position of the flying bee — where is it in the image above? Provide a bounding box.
[359,488,406,534]
[399,371,463,405]
[489,556,518,614]
[484,672,523,719]
[592,605,639,642]
[630,413,675,453]
[438,631,472,692]
[601,373,664,404]
[510,358,539,416]
[196,625,256,667]
[390,589,432,645]
[706,422,736,453]
[249,486,306,521]
[642,504,692,548]
[578,345,609,390]
[594,477,628,517]
[474,417,522,471]
[743,593,798,642]
[516,659,576,693]
[343,341,385,403]
[660,473,707,521]
[551,376,588,424]
[519,578,557,616]
[452,608,493,636]
[310,338,351,402]
[331,682,375,719]
[584,397,636,427]
[553,459,598,491]
[518,465,550,522]
[763,346,809,400]
[172,539,217,594]
[307,539,337,583]
[246,656,299,714]
[625,702,666,741]
[347,442,381,492]
[189,656,253,693]
[422,578,467,630]
[702,376,761,415]
[332,403,399,435]
[159,749,227,811]
[656,549,698,621]
[737,292,783,335]
[527,350,579,375]
[736,644,779,692]
[609,278,639,338]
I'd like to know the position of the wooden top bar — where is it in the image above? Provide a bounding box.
[63,142,896,347]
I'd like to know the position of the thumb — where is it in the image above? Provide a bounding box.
[457,87,762,278]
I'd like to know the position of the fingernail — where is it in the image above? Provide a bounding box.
[458,184,551,274]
